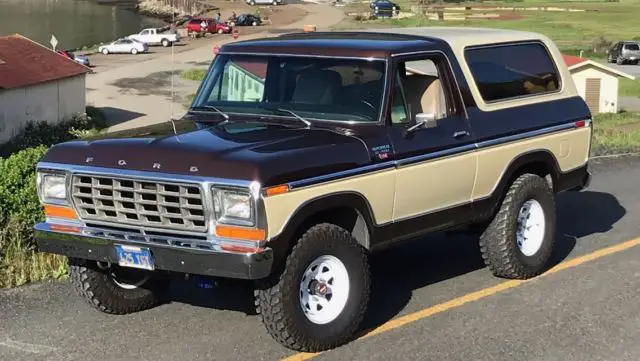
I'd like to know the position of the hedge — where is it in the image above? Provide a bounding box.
[0,108,106,288]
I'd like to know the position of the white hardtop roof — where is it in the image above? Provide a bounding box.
[359,27,549,49]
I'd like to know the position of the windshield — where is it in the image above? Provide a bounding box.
[191,54,387,123]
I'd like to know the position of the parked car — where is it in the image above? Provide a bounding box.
[228,14,262,26]
[370,0,400,16]
[35,27,592,353]
[98,38,148,55]
[186,18,233,35]
[56,50,90,66]
[607,41,640,65]
[127,28,180,47]
[246,0,283,5]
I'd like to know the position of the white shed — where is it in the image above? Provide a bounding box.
[0,34,90,144]
[562,54,635,114]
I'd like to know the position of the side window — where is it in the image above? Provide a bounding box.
[389,57,449,124]
[465,42,560,102]
[624,43,640,51]
[390,72,408,124]
[140,30,150,35]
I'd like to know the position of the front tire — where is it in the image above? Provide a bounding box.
[161,39,170,47]
[68,258,170,314]
[479,173,557,279]
[101,48,109,55]
[131,48,138,55]
[252,21,258,26]
[255,223,371,352]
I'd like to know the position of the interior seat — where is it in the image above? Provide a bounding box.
[402,73,447,120]
[291,69,342,104]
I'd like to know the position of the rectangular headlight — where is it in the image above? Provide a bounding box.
[37,172,67,204]
[212,187,254,226]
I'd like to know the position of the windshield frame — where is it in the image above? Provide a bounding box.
[190,51,390,127]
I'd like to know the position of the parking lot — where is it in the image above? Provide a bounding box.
[1,156,640,361]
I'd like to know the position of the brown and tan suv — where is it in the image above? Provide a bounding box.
[34,27,592,352]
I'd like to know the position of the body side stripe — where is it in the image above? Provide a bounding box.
[287,119,588,190]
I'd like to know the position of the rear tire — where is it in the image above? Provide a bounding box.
[68,258,170,314]
[131,48,138,55]
[632,60,639,65]
[252,21,258,26]
[479,173,557,279]
[101,48,109,55]
[255,223,371,352]
[161,38,170,47]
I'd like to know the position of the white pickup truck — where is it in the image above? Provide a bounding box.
[127,28,180,47]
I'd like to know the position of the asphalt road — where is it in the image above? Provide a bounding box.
[2,156,640,361]
[604,62,640,78]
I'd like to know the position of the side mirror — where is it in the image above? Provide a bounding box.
[404,113,436,136]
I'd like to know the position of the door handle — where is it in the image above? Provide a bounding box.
[453,130,470,139]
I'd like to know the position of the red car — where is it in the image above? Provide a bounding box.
[186,18,232,35]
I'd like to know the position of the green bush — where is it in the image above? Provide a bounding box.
[0,107,106,157]
[0,146,48,237]
[0,107,106,288]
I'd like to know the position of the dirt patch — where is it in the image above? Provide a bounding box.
[495,12,524,20]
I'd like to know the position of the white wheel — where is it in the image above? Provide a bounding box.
[109,267,151,290]
[299,255,350,325]
[516,199,546,256]
[162,39,170,47]
[131,48,138,55]
[252,21,258,26]
[101,48,109,55]
[218,29,223,34]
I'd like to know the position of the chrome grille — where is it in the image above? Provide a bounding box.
[71,175,207,233]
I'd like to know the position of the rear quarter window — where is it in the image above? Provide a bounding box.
[464,42,561,103]
[624,43,640,51]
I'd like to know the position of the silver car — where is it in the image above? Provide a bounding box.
[98,38,149,55]
[247,0,283,5]
[607,41,640,65]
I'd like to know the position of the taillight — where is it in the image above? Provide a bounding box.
[575,119,591,128]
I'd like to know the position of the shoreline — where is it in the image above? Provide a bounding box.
[70,0,216,53]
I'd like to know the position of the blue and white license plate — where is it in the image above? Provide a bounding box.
[114,245,154,270]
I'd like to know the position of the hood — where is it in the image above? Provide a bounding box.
[41,116,378,186]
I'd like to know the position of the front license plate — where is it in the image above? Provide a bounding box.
[115,245,154,270]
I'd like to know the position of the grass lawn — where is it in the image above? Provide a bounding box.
[182,68,207,82]
[619,78,640,98]
[336,0,640,56]
[592,111,640,154]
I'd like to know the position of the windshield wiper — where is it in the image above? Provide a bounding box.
[191,105,230,124]
[260,105,311,128]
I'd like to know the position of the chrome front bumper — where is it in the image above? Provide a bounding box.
[34,223,273,280]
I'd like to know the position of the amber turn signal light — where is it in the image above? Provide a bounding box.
[216,225,266,241]
[264,184,289,197]
[44,205,77,220]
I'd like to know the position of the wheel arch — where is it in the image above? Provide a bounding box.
[267,191,377,267]
[479,149,561,221]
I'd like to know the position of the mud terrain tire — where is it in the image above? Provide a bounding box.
[255,223,371,352]
[479,173,557,279]
[68,258,170,314]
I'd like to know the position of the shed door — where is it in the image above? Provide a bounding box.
[585,78,601,114]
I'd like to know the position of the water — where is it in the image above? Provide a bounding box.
[0,0,168,50]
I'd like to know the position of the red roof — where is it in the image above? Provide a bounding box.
[0,34,90,90]
[233,60,267,80]
[562,54,588,68]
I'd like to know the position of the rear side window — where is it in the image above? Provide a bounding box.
[464,42,560,102]
[624,43,640,51]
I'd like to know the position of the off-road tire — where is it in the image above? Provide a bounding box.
[255,223,371,352]
[479,173,557,279]
[68,258,170,315]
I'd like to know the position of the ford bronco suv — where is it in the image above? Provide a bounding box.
[34,27,592,352]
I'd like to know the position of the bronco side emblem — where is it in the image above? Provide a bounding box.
[189,166,199,172]
[118,160,127,166]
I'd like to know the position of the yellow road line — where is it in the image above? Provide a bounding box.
[282,237,640,361]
